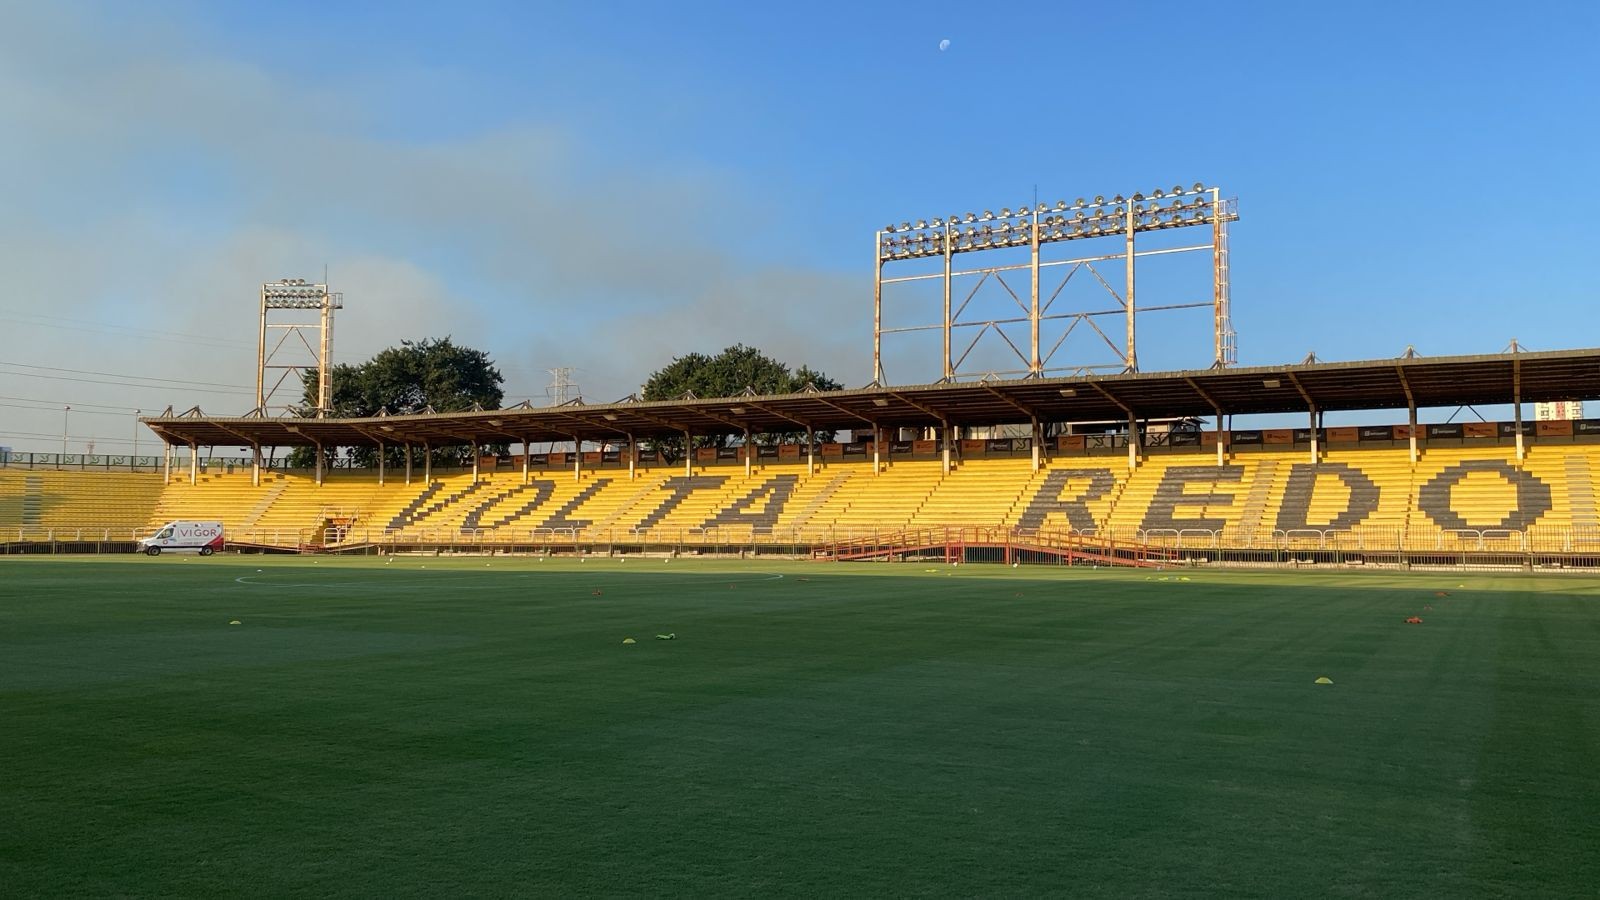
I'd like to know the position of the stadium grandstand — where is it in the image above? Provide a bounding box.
[6,347,1600,567]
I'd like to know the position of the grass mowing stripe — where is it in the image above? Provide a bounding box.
[2,556,1598,897]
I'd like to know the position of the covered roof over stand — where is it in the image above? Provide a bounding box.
[143,347,1600,448]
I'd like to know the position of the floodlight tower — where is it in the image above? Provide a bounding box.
[872,182,1239,384]
[256,279,343,417]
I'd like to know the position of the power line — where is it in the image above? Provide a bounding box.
[0,401,138,417]
[0,368,256,397]
[0,394,143,412]
[0,312,255,349]
[0,361,255,390]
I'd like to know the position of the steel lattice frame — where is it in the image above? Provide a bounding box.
[872,183,1239,384]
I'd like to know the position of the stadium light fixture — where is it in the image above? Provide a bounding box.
[872,398,890,407]
[1262,378,1281,389]
[1058,388,1077,397]
[729,407,746,415]
[603,413,619,421]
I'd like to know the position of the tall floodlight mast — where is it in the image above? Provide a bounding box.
[872,182,1239,384]
[255,279,343,418]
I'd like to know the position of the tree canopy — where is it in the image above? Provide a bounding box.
[301,337,504,418]
[641,344,842,454]
[292,337,505,467]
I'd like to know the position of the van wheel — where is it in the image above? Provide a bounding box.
[146,546,161,556]
[200,547,214,556]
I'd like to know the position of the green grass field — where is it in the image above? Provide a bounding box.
[3,556,1599,897]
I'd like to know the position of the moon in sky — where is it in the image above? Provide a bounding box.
[938,39,950,51]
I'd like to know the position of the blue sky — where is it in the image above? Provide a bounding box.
[1,1,1597,452]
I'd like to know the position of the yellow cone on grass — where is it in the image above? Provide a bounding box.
[622,637,636,644]
[1315,676,1333,684]
[229,620,241,625]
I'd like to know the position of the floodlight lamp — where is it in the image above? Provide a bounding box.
[885,224,896,233]
[1172,185,1183,194]
[1055,200,1067,210]
[981,210,994,220]
[1193,182,1205,192]
[1000,208,1011,217]
[915,220,926,229]
[900,222,912,231]
[1152,189,1165,199]
[1132,193,1144,202]
[1074,197,1086,207]
[931,217,943,227]
[1113,195,1124,203]
[964,213,976,223]
[1036,203,1048,213]
[1093,195,1105,204]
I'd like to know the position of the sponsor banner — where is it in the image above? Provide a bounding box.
[582,451,602,464]
[1231,430,1263,445]
[757,444,779,458]
[1291,428,1318,443]
[960,439,987,455]
[548,452,567,465]
[1426,423,1463,439]
[695,447,717,462]
[1393,425,1415,439]
[1463,422,1496,438]
[636,449,659,463]
[1263,429,1294,445]
[821,443,844,458]
[601,450,621,463]
[842,442,867,456]
[987,438,1014,452]
[496,455,515,467]
[1537,420,1573,437]
[1200,431,1219,446]
[1359,426,1393,442]
[477,456,499,470]
[1058,435,1087,451]
[527,453,549,466]
[1326,426,1360,443]
[1575,419,1600,435]
[912,439,940,454]
[715,446,739,460]
[1169,431,1200,447]
[1497,421,1535,437]
[777,444,800,460]
[890,440,913,454]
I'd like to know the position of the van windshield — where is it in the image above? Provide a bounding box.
[158,528,173,538]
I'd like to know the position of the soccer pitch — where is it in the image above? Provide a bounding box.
[4,556,1598,897]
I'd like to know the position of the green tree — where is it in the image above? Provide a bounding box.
[290,337,505,468]
[641,344,842,458]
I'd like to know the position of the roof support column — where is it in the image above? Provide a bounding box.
[1216,409,1226,467]
[522,439,530,485]
[405,443,413,485]
[189,441,198,485]
[1408,406,1418,465]
[162,440,171,485]
[807,427,815,476]
[1127,415,1140,473]
[471,443,479,485]
[1513,359,1525,462]
[627,434,636,480]
[683,430,692,477]
[423,441,431,483]
[1308,407,1319,465]
[377,440,385,486]
[1031,417,1041,474]
[573,436,582,483]
[942,422,953,476]
[313,441,323,486]
[745,429,752,478]
[872,425,881,476]
[252,443,262,487]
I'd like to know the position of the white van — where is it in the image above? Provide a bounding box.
[140,521,225,556]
